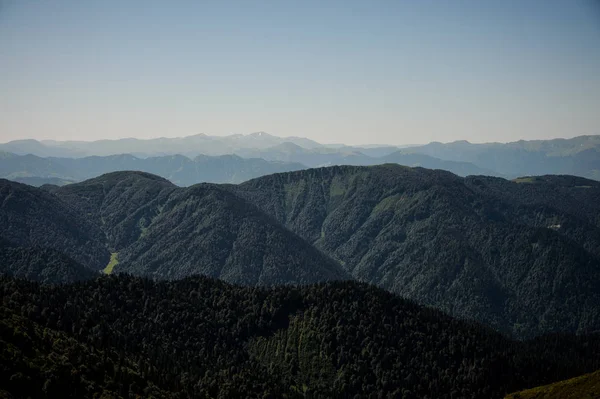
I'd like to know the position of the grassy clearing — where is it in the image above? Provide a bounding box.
[505,369,600,399]
[103,252,119,274]
[513,177,536,184]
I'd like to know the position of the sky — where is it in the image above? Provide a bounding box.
[1,0,599,145]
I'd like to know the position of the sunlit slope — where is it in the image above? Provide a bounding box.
[506,370,600,399]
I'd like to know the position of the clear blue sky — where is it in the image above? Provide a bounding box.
[1,0,599,145]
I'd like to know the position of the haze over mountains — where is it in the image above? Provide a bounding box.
[3,0,599,395]
[0,151,306,186]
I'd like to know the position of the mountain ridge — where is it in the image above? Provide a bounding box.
[230,164,600,338]
[2,166,600,338]
[52,171,350,284]
[3,133,600,181]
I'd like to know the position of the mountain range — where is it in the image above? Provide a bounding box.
[0,148,494,187]
[0,152,306,186]
[2,134,599,185]
[2,165,600,339]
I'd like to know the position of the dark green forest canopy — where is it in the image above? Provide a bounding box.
[2,274,600,398]
[0,179,109,270]
[229,165,600,338]
[54,172,349,284]
[2,165,600,339]
[0,238,97,284]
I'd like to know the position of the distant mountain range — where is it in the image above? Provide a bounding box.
[2,165,600,339]
[0,132,326,158]
[405,135,600,180]
[0,149,494,186]
[2,133,599,182]
[0,152,306,186]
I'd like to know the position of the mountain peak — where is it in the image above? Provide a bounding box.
[249,131,273,138]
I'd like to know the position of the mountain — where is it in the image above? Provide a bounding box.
[0,151,73,179]
[1,132,323,158]
[229,165,600,338]
[0,152,306,185]
[0,238,97,284]
[4,133,600,179]
[236,142,375,167]
[0,140,84,157]
[0,147,496,188]
[0,179,109,270]
[4,167,600,337]
[506,369,600,399]
[53,171,348,283]
[406,135,600,180]
[380,151,500,177]
[2,274,600,398]
[10,176,76,187]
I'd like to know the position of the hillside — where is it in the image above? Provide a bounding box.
[55,171,178,250]
[230,165,600,338]
[0,241,97,284]
[506,370,600,399]
[4,167,600,337]
[0,179,109,270]
[2,274,600,398]
[53,172,348,284]
[0,307,174,398]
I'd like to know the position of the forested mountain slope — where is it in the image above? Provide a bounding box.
[0,179,109,270]
[0,307,173,398]
[53,171,348,284]
[2,275,600,398]
[229,165,600,338]
[0,239,97,284]
[55,171,178,250]
[4,167,600,337]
